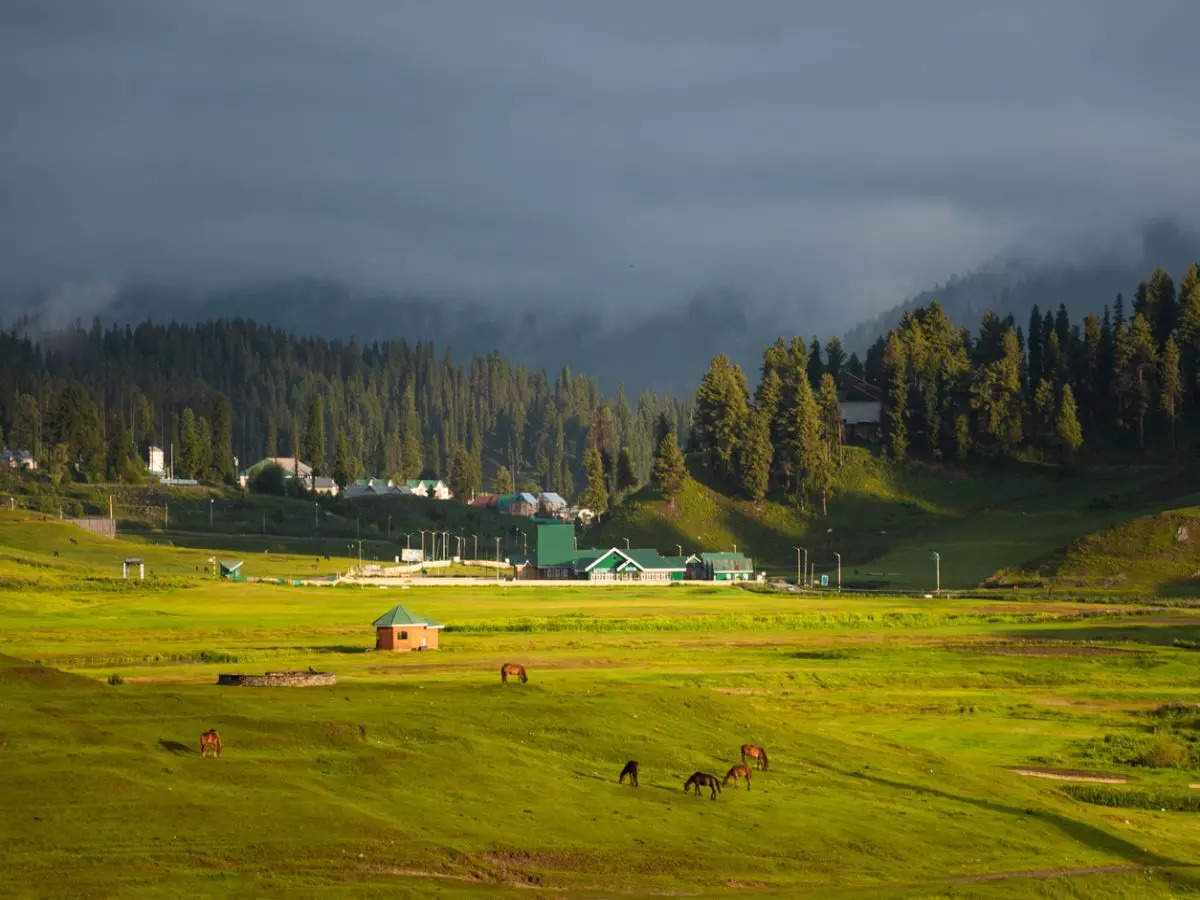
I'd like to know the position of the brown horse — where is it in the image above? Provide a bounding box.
[683,772,721,799]
[741,743,768,770]
[200,729,222,758]
[618,760,639,786]
[500,663,528,684]
[724,764,752,790]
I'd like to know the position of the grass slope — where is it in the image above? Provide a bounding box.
[589,450,1200,589]
[996,505,1200,597]
[1,521,1199,894]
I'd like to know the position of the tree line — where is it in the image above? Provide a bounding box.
[0,319,690,501]
[681,263,1200,513]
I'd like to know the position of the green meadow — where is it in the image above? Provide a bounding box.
[1,512,1200,896]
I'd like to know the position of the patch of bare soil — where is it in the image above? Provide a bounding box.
[949,864,1141,884]
[1007,766,1126,783]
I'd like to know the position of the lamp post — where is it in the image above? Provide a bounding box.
[520,530,528,559]
[931,550,941,594]
[404,532,413,551]
[623,537,630,550]
[209,497,214,529]
[793,546,807,587]
[495,535,501,562]
[314,501,319,530]
[443,530,449,560]
[833,552,842,592]
[676,544,682,557]
[387,513,392,537]
[473,534,479,560]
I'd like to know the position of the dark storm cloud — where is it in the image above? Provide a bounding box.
[2,1,1198,328]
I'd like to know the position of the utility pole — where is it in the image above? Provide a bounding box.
[495,536,501,562]
[931,550,941,594]
[109,495,114,521]
[443,531,449,560]
[473,534,478,560]
[209,497,214,529]
[676,544,682,557]
[833,552,842,592]
[793,546,807,587]
[623,536,630,550]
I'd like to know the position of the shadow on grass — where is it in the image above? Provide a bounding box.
[315,645,370,654]
[811,761,1191,868]
[158,739,193,756]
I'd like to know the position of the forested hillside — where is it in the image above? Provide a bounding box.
[0,320,689,498]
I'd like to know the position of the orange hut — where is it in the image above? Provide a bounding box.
[372,605,444,651]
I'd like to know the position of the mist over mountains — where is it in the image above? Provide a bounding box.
[5,220,1196,393]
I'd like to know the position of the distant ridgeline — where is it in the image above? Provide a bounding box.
[686,261,1200,515]
[0,319,690,499]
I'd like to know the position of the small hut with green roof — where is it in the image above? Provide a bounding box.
[372,604,444,651]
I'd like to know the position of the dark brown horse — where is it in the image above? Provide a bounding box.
[500,663,528,684]
[740,743,768,770]
[200,729,222,758]
[618,760,639,786]
[683,772,721,799]
[724,764,752,790]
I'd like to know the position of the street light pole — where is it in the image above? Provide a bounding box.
[931,550,941,594]
[833,552,842,591]
[623,537,630,550]
[209,498,214,529]
[793,546,807,587]
[387,513,391,537]
[314,501,319,530]
[495,536,501,562]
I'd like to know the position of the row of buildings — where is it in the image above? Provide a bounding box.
[526,523,755,582]
[1,449,37,471]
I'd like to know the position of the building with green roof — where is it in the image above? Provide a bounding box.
[372,604,444,651]
[699,551,755,581]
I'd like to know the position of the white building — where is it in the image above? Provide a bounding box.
[148,446,165,476]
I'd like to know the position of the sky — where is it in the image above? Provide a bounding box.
[2,1,1199,333]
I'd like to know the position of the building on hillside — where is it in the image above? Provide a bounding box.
[469,493,497,509]
[218,560,244,580]
[312,476,339,496]
[404,479,453,500]
[372,604,444,651]
[538,492,568,518]
[247,457,316,489]
[147,446,165,476]
[531,523,686,581]
[698,551,754,581]
[1,449,37,471]
[498,491,538,517]
[838,374,882,445]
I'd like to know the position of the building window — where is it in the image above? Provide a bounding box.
[400,630,408,640]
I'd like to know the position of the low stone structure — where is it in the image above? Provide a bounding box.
[217,670,336,686]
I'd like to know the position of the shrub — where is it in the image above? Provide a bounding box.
[1062,784,1200,812]
[107,673,124,686]
[198,650,239,664]
[1140,731,1190,768]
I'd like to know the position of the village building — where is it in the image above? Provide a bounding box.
[312,476,339,496]
[838,374,882,445]
[538,492,568,519]
[1,449,37,471]
[372,604,444,651]
[147,446,165,476]
[532,524,687,581]
[403,479,453,500]
[218,560,244,580]
[468,493,498,509]
[498,491,539,517]
[246,457,316,489]
[698,551,755,581]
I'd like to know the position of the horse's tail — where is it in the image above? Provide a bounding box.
[520,668,527,683]
[500,665,506,683]
[760,748,768,770]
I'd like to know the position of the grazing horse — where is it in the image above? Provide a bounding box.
[200,729,222,758]
[724,764,752,790]
[500,663,528,684]
[741,743,769,770]
[618,760,639,786]
[683,772,721,800]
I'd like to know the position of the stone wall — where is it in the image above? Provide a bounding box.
[217,671,336,686]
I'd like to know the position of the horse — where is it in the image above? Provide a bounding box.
[618,760,639,786]
[200,729,222,758]
[741,743,769,770]
[724,764,752,790]
[683,772,721,800]
[500,663,528,684]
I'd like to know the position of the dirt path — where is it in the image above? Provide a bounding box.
[1007,766,1126,783]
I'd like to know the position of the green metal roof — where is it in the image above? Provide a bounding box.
[701,552,753,571]
[535,523,577,567]
[372,605,444,629]
[218,560,243,573]
[622,549,685,571]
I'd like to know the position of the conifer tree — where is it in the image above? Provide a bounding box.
[492,465,514,494]
[736,410,772,502]
[1120,314,1158,449]
[399,384,422,479]
[211,395,235,483]
[1160,335,1182,450]
[302,394,325,474]
[616,446,637,493]
[807,336,824,387]
[970,328,1023,457]
[580,446,609,511]
[651,431,687,498]
[816,373,843,467]
[178,407,199,478]
[693,354,749,482]
[824,337,846,382]
[1033,378,1056,451]
[882,332,908,460]
[333,429,354,488]
[264,414,277,457]
[1055,384,1083,467]
[448,444,474,500]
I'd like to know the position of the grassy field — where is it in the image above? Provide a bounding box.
[590,450,1200,589]
[2,516,1199,896]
